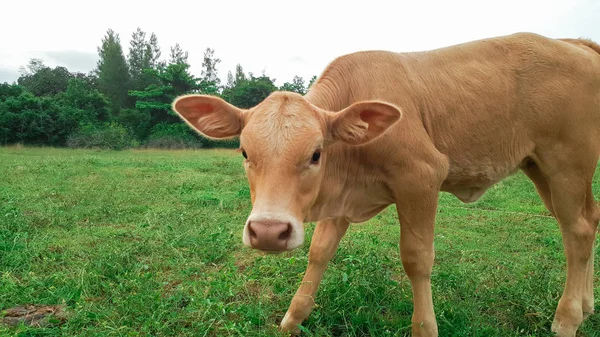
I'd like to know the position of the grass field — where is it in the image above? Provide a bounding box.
[0,146,598,336]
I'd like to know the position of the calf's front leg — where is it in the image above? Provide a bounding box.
[280,217,349,334]
[396,188,439,337]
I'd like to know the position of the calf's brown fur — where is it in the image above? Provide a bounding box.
[172,32,600,336]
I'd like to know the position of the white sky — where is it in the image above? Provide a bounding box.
[0,0,599,86]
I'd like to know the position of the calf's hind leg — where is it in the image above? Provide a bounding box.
[583,240,596,318]
[539,165,599,336]
[524,163,597,326]
[582,185,598,318]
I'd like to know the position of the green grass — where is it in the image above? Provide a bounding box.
[0,146,598,336]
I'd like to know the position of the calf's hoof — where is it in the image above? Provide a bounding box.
[411,320,438,337]
[583,308,595,320]
[552,298,583,337]
[551,318,578,337]
[582,298,595,319]
[280,311,301,336]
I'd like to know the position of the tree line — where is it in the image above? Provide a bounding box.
[0,28,316,149]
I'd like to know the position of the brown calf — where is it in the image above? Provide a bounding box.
[172,32,600,336]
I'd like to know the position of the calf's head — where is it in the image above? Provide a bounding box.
[172,92,400,252]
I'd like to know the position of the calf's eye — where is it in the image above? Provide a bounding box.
[242,151,248,159]
[311,150,321,164]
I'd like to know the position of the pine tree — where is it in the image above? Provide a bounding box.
[234,64,246,85]
[127,28,165,98]
[129,63,200,124]
[128,28,163,92]
[169,43,189,65]
[96,29,130,113]
[226,71,235,88]
[146,33,161,68]
[201,48,221,86]
[128,28,147,80]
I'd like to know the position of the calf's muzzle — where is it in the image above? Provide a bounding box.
[247,221,292,251]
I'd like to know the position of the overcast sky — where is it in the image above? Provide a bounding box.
[1,0,599,86]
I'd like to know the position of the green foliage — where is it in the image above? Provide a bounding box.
[0,90,50,144]
[145,122,202,149]
[57,78,111,122]
[97,29,130,113]
[201,136,240,149]
[66,122,135,150]
[145,122,239,149]
[72,71,99,90]
[280,75,307,95]
[0,82,24,99]
[0,147,598,336]
[0,83,99,146]
[115,108,152,140]
[222,73,277,109]
[17,60,73,96]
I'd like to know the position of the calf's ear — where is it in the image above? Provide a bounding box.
[328,101,401,145]
[172,94,246,139]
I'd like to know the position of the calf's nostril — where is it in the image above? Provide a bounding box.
[248,223,257,239]
[278,223,292,241]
